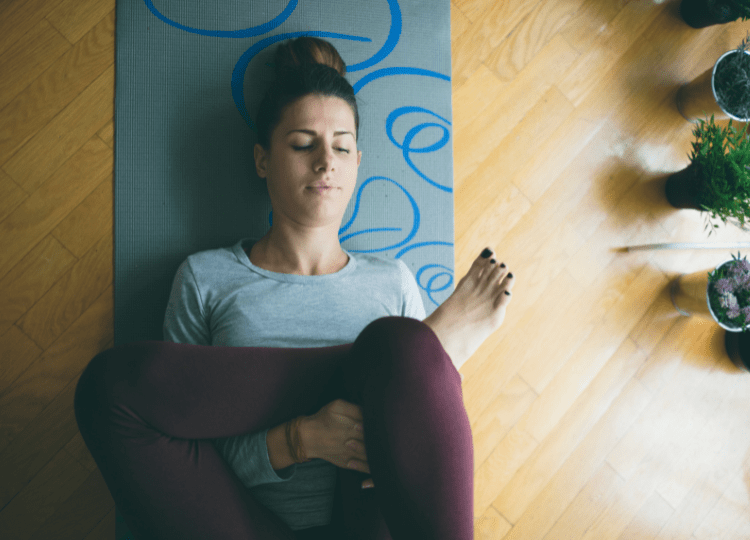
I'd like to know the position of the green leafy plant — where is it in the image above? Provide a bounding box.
[688,113,750,236]
[724,0,750,21]
[713,32,750,119]
[707,251,750,331]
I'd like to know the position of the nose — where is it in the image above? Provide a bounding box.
[314,145,335,173]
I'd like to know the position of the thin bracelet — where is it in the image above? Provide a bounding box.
[286,416,311,463]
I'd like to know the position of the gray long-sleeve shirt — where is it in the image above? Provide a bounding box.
[162,237,426,530]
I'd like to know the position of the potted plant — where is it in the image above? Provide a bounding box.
[664,114,750,236]
[671,251,750,331]
[676,33,750,122]
[671,252,750,369]
[680,0,750,28]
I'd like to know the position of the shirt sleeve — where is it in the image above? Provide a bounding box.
[212,429,296,487]
[162,257,296,487]
[163,258,211,346]
[398,259,427,321]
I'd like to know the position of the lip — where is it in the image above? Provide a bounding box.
[308,184,335,189]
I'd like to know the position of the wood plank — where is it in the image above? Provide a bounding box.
[452,33,579,185]
[0,11,115,167]
[17,232,112,350]
[541,461,625,540]
[616,491,674,540]
[0,448,89,540]
[0,284,113,454]
[556,1,672,108]
[82,508,115,540]
[457,84,574,202]
[0,360,94,510]
[0,18,70,112]
[96,120,114,148]
[51,174,112,259]
[606,322,723,482]
[558,0,634,55]
[475,424,538,517]
[451,0,541,87]
[0,326,42,393]
[45,0,113,45]
[450,1,472,45]
[578,456,665,540]
[495,336,645,523]
[65,431,101,473]
[0,136,111,281]
[471,375,537,469]
[476,507,512,540]
[501,377,652,539]
[28,467,114,540]
[0,167,28,223]
[653,367,750,509]
[0,0,64,57]
[2,64,114,192]
[693,472,750,540]
[484,0,584,82]
[0,234,77,337]
[451,64,506,137]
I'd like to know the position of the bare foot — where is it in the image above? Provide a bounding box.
[423,248,515,372]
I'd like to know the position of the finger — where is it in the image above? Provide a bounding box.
[348,460,371,474]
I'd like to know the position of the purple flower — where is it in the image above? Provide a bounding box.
[742,306,750,324]
[713,278,734,294]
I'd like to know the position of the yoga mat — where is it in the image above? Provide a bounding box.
[113,0,452,537]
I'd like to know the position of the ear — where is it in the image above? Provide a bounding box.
[357,150,362,167]
[254,144,269,179]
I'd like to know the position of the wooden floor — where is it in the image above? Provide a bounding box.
[1,0,750,538]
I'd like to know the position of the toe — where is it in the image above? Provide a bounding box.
[485,258,507,285]
[469,247,494,278]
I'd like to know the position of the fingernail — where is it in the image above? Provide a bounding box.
[481,248,492,259]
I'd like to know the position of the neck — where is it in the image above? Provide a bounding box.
[253,226,348,276]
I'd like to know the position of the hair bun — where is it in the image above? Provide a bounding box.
[274,36,347,77]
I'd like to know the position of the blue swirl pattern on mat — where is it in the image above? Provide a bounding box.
[143,0,453,306]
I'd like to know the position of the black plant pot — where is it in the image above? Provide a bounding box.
[680,0,740,28]
[665,164,705,210]
[725,329,750,371]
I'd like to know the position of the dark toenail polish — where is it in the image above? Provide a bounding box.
[505,291,511,296]
[481,248,493,259]
[490,259,496,264]
[508,273,514,278]
[500,263,506,268]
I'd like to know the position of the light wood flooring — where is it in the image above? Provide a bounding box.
[1,0,750,538]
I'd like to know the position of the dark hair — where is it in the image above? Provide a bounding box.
[255,37,359,149]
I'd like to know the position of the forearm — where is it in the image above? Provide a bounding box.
[266,418,314,470]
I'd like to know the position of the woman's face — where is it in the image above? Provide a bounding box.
[254,94,362,231]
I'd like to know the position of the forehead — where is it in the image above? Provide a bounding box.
[278,94,356,133]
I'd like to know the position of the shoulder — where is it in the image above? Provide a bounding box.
[177,243,242,283]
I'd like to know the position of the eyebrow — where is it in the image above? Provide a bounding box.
[286,129,355,138]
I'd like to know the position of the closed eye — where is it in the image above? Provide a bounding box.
[292,145,350,153]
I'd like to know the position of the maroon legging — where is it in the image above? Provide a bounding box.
[74,316,473,539]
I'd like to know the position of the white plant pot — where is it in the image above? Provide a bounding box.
[676,49,750,122]
[670,260,746,332]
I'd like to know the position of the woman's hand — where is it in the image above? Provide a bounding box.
[303,399,375,489]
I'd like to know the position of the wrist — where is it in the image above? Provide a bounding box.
[297,416,317,461]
